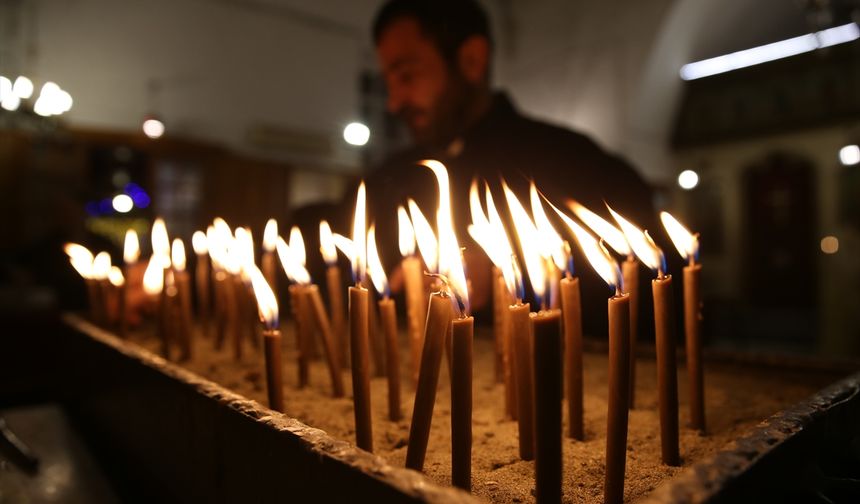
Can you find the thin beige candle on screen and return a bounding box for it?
[306,284,345,398]
[622,257,639,408]
[192,230,211,338]
[249,267,284,413]
[122,229,140,337]
[405,290,451,470]
[560,274,583,440]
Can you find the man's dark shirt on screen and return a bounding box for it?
[346,92,657,339]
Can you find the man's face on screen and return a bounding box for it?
[377,17,473,147]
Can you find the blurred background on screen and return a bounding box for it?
[1,0,859,358]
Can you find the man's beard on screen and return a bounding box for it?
[400,74,480,150]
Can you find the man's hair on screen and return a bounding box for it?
[372,0,493,63]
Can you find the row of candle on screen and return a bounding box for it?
[63,159,704,503]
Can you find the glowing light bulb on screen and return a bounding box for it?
[343,122,370,146]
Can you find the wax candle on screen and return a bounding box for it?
[662,211,705,432]
[606,291,631,504]
[367,225,401,421]
[405,290,451,470]
[569,200,640,409]
[92,252,112,327]
[407,199,439,383]
[143,256,168,358]
[306,285,345,397]
[397,206,426,386]
[348,183,374,452]
[172,239,194,361]
[121,229,140,337]
[192,230,211,338]
[611,206,680,466]
[466,181,518,419]
[320,220,347,368]
[451,312,473,491]
[560,275,583,440]
[288,284,311,387]
[532,308,562,503]
[249,267,284,413]
[510,300,533,460]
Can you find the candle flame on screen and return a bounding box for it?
[407,199,438,273]
[468,181,517,297]
[124,229,140,264]
[108,266,125,287]
[549,201,622,291]
[263,218,278,253]
[607,205,665,274]
[249,265,279,329]
[351,183,367,282]
[234,227,255,272]
[366,225,389,297]
[397,206,416,257]
[568,200,632,256]
[151,218,170,258]
[276,236,311,285]
[222,235,242,276]
[206,225,221,268]
[529,182,568,271]
[171,238,186,271]
[142,256,166,295]
[319,220,338,265]
[192,230,208,255]
[660,211,699,262]
[332,233,355,262]
[92,251,111,280]
[64,243,94,279]
[422,160,468,314]
[289,226,306,266]
[503,180,546,304]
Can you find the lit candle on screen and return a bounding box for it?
[64,243,97,321]
[407,198,439,384]
[448,263,473,491]
[277,236,311,388]
[121,229,140,337]
[367,225,401,422]
[570,200,639,409]
[661,211,705,432]
[192,229,210,338]
[172,238,193,361]
[347,183,373,452]
[279,230,344,398]
[151,218,171,347]
[546,202,588,441]
[143,254,169,358]
[610,206,680,467]
[397,206,426,386]
[567,220,629,504]
[249,266,284,413]
[467,182,518,420]
[210,218,235,351]
[108,266,125,326]
[503,181,542,462]
[320,220,347,368]
[92,251,112,327]
[262,218,279,300]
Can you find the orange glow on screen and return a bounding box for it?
[407,198,438,273]
[549,202,621,291]
[608,205,664,273]
[366,225,389,296]
[249,265,279,329]
[503,181,546,302]
[289,226,306,266]
[319,220,338,265]
[568,200,631,256]
[351,183,367,282]
[171,238,186,271]
[276,236,311,285]
[151,218,170,258]
[397,206,416,257]
[192,230,208,255]
[124,229,140,264]
[263,219,278,253]
[660,211,698,262]
[529,182,567,271]
[108,266,125,287]
[92,251,111,280]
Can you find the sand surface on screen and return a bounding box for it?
[127,321,834,503]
